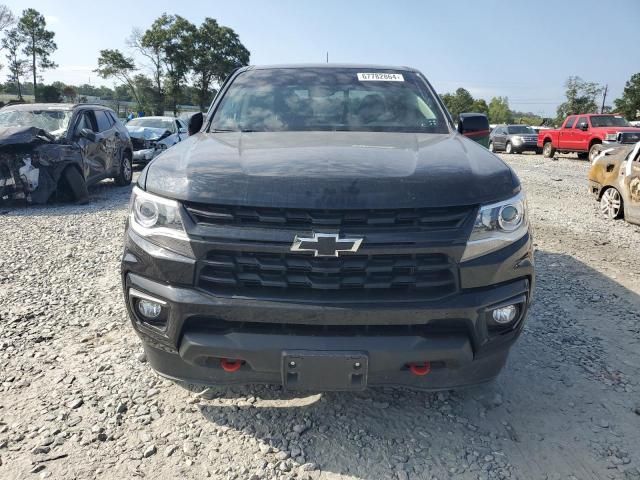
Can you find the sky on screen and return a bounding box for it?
[2,0,638,117]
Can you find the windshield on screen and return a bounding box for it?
[0,109,73,137]
[590,115,630,128]
[127,118,174,131]
[507,126,535,134]
[210,68,449,133]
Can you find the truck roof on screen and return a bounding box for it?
[242,63,417,72]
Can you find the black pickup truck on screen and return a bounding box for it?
[121,65,533,391]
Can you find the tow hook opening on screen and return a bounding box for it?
[408,362,431,376]
[220,358,244,372]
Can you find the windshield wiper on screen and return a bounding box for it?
[211,128,238,132]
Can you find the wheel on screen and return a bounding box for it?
[600,188,623,220]
[589,143,602,163]
[488,141,494,152]
[505,142,513,154]
[542,142,556,158]
[60,167,89,204]
[114,151,133,186]
[577,152,588,160]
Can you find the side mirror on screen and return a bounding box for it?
[458,113,490,147]
[79,128,96,142]
[188,112,203,135]
[579,123,589,131]
[179,127,188,134]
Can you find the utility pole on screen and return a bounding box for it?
[601,84,608,113]
[326,52,328,63]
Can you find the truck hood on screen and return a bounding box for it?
[595,127,640,134]
[143,131,518,209]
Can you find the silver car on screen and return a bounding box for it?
[126,116,188,164]
[489,124,540,154]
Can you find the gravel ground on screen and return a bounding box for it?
[1,152,640,480]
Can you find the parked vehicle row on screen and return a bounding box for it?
[538,114,640,162]
[0,103,133,204]
[0,105,195,204]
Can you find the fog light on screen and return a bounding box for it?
[137,299,162,319]
[492,305,518,324]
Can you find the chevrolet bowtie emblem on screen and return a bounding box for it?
[290,233,363,257]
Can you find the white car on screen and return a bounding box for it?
[126,116,188,164]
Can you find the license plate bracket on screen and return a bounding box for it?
[282,351,368,391]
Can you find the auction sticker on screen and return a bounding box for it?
[357,72,404,82]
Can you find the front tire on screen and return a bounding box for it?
[600,188,623,220]
[589,143,602,163]
[542,142,556,158]
[505,142,513,154]
[60,167,89,204]
[114,151,133,186]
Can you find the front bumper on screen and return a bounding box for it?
[121,228,534,391]
[512,141,539,151]
[132,149,156,163]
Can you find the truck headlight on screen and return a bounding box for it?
[462,191,528,261]
[512,136,524,144]
[129,186,192,256]
[604,133,618,141]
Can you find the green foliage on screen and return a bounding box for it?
[613,73,640,120]
[191,18,250,110]
[2,28,28,99]
[441,88,475,119]
[471,98,489,115]
[17,8,57,101]
[36,84,61,102]
[556,76,603,122]
[95,49,141,107]
[140,13,197,115]
[488,97,513,124]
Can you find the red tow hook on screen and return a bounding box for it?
[408,361,431,376]
[220,358,243,373]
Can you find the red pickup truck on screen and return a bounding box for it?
[538,114,640,162]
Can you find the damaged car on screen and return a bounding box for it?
[125,116,188,164]
[588,137,640,225]
[0,103,133,204]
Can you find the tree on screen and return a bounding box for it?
[37,83,61,102]
[441,88,475,119]
[140,14,196,115]
[0,4,15,32]
[17,8,57,101]
[128,27,164,115]
[191,18,250,111]
[488,97,513,124]
[556,76,603,122]
[471,98,489,116]
[62,85,77,102]
[95,49,142,107]
[2,28,28,100]
[613,73,640,120]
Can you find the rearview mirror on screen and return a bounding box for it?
[79,128,96,142]
[188,112,203,135]
[458,113,490,147]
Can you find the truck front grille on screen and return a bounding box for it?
[196,250,458,301]
[185,203,472,233]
